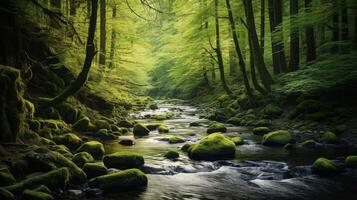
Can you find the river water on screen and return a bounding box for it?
[98,103,357,200]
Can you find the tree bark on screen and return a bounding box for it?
[214,0,232,95]
[305,0,317,62]
[99,0,106,68]
[243,0,274,91]
[260,0,265,54]
[249,39,268,95]
[289,0,299,71]
[226,0,252,97]
[354,9,357,51]
[109,5,117,69]
[40,0,98,107]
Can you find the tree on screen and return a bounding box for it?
[243,0,274,91]
[99,0,106,68]
[305,0,317,62]
[260,0,266,54]
[226,0,252,98]
[40,0,98,107]
[341,0,349,41]
[289,0,299,71]
[109,5,117,69]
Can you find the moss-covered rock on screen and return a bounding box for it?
[169,136,185,144]
[321,131,338,144]
[188,133,236,161]
[262,130,292,146]
[0,187,15,200]
[48,145,72,157]
[55,103,80,124]
[95,120,110,130]
[72,152,94,168]
[72,117,96,132]
[252,127,271,135]
[0,171,16,186]
[88,169,148,193]
[110,124,120,132]
[164,150,179,159]
[312,158,339,175]
[76,141,105,160]
[345,155,357,168]
[230,137,244,145]
[133,124,150,136]
[38,128,53,140]
[22,189,54,200]
[151,114,166,121]
[262,104,283,117]
[117,119,133,128]
[290,100,329,119]
[226,117,241,125]
[4,167,69,194]
[301,139,316,148]
[33,185,52,195]
[29,120,41,133]
[146,123,162,131]
[149,103,158,110]
[189,121,201,127]
[53,133,82,150]
[166,112,174,119]
[250,119,271,127]
[181,143,194,153]
[83,163,108,179]
[206,122,227,134]
[103,152,144,170]
[158,125,169,133]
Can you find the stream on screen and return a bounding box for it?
[98,102,357,200]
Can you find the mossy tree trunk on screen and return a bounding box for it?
[109,5,117,69]
[289,0,299,71]
[99,0,106,68]
[260,0,265,54]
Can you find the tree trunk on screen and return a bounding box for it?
[243,0,274,91]
[109,5,117,69]
[341,0,349,41]
[99,0,106,68]
[354,9,357,51]
[289,0,299,71]
[249,39,268,95]
[260,0,265,54]
[214,0,232,95]
[268,0,288,74]
[70,0,77,16]
[331,0,339,52]
[305,0,317,62]
[87,0,91,18]
[228,40,238,76]
[226,0,252,97]
[40,0,98,108]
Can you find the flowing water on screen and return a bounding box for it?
[98,102,357,200]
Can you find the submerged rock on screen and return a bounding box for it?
[169,136,185,144]
[206,122,227,134]
[158,125,170,133]
[164,150,179,160]
[301,139,317,148]
[76,141,105,160]
[312,158,341,175]
[262,130,292,146]
[189,121,201,127]
[133,124,150,136]
[103,152,144,170]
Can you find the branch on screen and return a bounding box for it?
[125,0,151,21]
[140,0,163,13]
[240,17,248,29]
[203,47,218,64]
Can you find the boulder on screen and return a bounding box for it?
[301,139,316,148]
[262,130,292,146]
[321,131,338,144]
[76,141,105,160]
[168,136,185,144]
[345,155,357,168]
[146,123,162,131]
[103,152,144,170]
[230,137,244,145]
[226,117,241,125]
[22,189,54,200]
[72,152,94,168]
[252,127,271,135]
[83,163,108,179]
[72,117,96,132]
[117,119,133,128]
[181,143,194,153]
[262,104,283,117]
[95,120,110,130]
[158,125,169,133]
[206,122,227,134]
[53,133,82,150]
[151,114,166,120]
[164,150,179,160]
[188,133,236,161]
[133,124,150,136]
[312,158,340,175]
[189,121,201,127]
[119,139,135,146]
[88,169,148,193]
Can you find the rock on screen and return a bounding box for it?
[206,122,227,134]
[321,131,338,144]
[88,169,148,193]
[164,150,179,159]
[0,171,16,186]
[262,104,283,117]
[0,187,14,200]
[83,163,108,179]
[119,139,135,146]
[109,124,120,132]
[301,139,316,148]
[72,152,94,168]
[68,189,83,199]
[48,145,72,158]
[133,124,150,136]
[312,158,340,175]
[250,119,271,127]
[345,155,357,168]
[95,120,110,129]
[33,185,52,195]
[290,100,329,119]
[262,130,292,146]
[53,133,82,150]
[72,117,96,132]
[189,121,201,127]
[103,152,144,170]
[188,133,236,161]
[84,188,103,197]
[4,167,69,194]
[181,143,194,153]
[169,136,185,144]
[117,119,133,128]
[252,127,271,135]
[149,103,158,110]
[230,137,244,145]
[151,114,166,120]
[55,103,79,124]
[38,128,53,140]
[283,143,296,150]
[226,117,241,125]
[76,141,105,160]
[158,125,169,133]
[22,189,54,200]
[166,112,174,119]
[146,123,162,131]
[94,129,113,140]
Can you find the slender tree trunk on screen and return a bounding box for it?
[289,0,299,71]
[226,0,252,97]
[305,0,317,62]
[87,0,91,18]
[70,0,77,15]
[249,39,268,95]
[40,0,98,108]
[228,42,238,76]
[109,5,117,69]
[203,65,210,86]
[331,0,339,53]
[243,0,274,91]
[99,0,106,68]
[260,0,265,54]
[354,9,357,51]
[211,59,216,83]
[214,0,232,95]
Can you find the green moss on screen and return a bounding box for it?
[76,141,105,160]
[164,150,179,159]
[0,171,16,186]
[55,103,79,124]
[262,104,283,117]
[345,155,357,168]
[38,128,53,140]
[262,130,292,146]
[83,163,108,179]
[117,119,134,128]
[88,169,148,192]
[33,185,52,195]
[206,122,227,134]
[169,136,185,144]
[0,187,15,200]
[48,145,71,156]
[133,124,150,136]
[230,137,244,145]
[53,133,82,150]
[29,120,41,133]
[312,158,339,175]
[23,99,35,119]
[146,123,162,131]
[289,100,328,119]
[72,152,94,168]
[188,133,236,161]
[301,139,316,148]
[166,112,174,119]
[149,103,159,110]
[181,143,194,152]
[72,117,96,132]
[151,114,166,120]
[103,152,144,170]
[252,127,271,135]
[158,125,170,133]
[226,117,241,125]
[4,167,69,194]
[321,131,338,144]
[95,120,110,129]
[110,124,120,132]
[251,119,271,127]
[22,189,54,200]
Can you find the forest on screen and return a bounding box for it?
[0,0,357,199]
